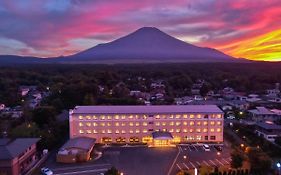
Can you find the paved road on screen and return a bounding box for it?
[51,164,111,175]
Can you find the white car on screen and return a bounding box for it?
[203,144,210,151]
[41,167,53,175]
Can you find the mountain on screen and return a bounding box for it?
[0,27,246,64]
[66,27,239,63]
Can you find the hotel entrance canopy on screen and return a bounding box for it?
[152,131,173,140]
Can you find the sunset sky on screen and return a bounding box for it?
[0,0,280,61]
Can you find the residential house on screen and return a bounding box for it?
[0,138,40,175]
[248,107,281,122]
[255,122,281,142]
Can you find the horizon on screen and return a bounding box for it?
[0,0,281,62]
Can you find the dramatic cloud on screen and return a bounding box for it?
[0,0,280,61]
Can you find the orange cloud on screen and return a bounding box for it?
[219,29,281,61]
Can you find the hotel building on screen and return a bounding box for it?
[69,105,224,146]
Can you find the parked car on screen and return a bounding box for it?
[41,167,53,175]
[203,144,210,151]
[214,145,222,152]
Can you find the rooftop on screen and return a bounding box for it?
[61,137,96,151]
[71,105,223,114]
[256,123,281,130]
[0,138,40,160]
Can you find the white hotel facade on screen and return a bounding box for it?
[69,105,224,146]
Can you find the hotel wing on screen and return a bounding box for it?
[69,105,224,147]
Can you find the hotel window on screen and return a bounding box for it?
[93,130,98,133]
[135,122,140,126]
[121,130,126,134]
[203,121,208,126]
[170,122,174,126]
[93,115,98,120]
[183,129,188,133]
[203,128,208,132]
[129,115,134,119]
[162,114,167,119]
[100,123,105,126]
[190,114,194,119]
[93,122,98,126]
[121,115,126,120]
[155,115,160,119]
[169,115,174,119]
[189,129,193,133]
[136,129,140,133]
[79,130,84,134]
[176,114,181,119]
[183,122,188,125]
[196,128,201,133]
[204,115,208,119]
[176,129,180,133]
[217,128,221,132]
[217,114,222,118]
[86,122,91,127]
[163,129,167,132]
[102,130,105,134]
[210,121,215,125]
[136,115,140,119]
[115,130,120,134]
[162,122,166,126]
[197,114,202,119]
[210,136,216,140]
[143,129,148,133]
[169,129,174,133]
[107,115,112,120]
[121,123,126,126]
[205,136,208,140]
[129,130,134,133]
[101,115,106,120]
[86,115,91,120]
[143,122,148,126]
[86,130,92,134]
[115,122,120,126]
[143,115,148,119]
[217,121,222,125]
[107,123,111,126]
[155,122,160,126]
[197,122,201,126]
[114,115,119,120]
[176,122,181,126]
[210,128,215,132]
[183,114,188,119]
[196,136,202,140]
[190,121,194,126]
[79,122,83,127]
[79,115,83,120]
[129,122,134,126]
[107,129,112,134]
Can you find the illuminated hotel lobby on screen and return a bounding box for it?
[69,105,224,146]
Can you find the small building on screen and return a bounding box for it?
[56,137,95,163]
[255,122,281,142]
[0,138,40,175]
[248,107,281,122]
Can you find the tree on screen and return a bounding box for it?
[32,106,57,128]
[274,136,281,146]
[231,152,243,169]
[9,122,40,138]
[104,167,120,175]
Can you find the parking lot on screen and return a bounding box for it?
[168,144,232,175]
[41,143,231,175]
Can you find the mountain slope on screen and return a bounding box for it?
[67,27,236,63]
